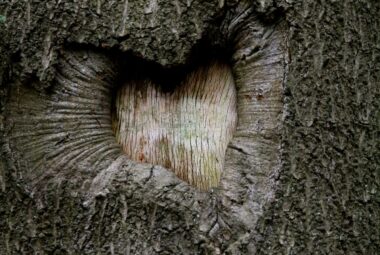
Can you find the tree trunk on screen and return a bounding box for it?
[0,1,379,254]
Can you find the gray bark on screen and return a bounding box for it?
[0,0,379,254]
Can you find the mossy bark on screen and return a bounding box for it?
[0,0,379,254]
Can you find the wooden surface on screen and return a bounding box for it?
[113,61,237,190]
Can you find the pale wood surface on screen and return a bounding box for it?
[113,61,237,190]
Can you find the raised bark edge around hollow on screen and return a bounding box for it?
[0,1,289,253]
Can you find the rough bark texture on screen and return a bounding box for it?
[256,1,380,254]
[0,0,379,254]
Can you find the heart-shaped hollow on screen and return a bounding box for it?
[112,60,237,190]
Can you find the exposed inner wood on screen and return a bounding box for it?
[112,61,237,190]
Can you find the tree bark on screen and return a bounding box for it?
[0,1,379,254]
